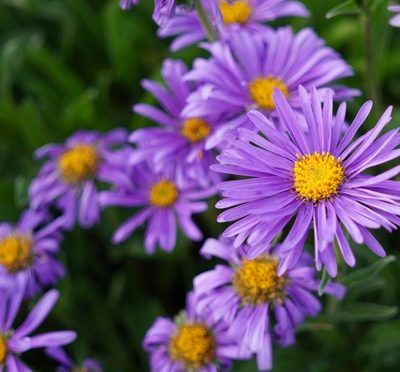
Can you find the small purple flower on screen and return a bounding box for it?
[0,277,77,371]
[194,237,345,370]
[131,59,222,186]
[143,293,249,371]
[213,87,400,277]
[29,129,128,230]
[99,152,215,253]
[46,347,102,372]
[120,0,138,11]
[120,0,176,26]
[0,209,65,298]
[183,27,358,145]
[159,0,309,51]
[389,5,400,27]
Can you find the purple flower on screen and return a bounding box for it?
[389,5,400,27]
[159,0,309,51]
[194,237,345,370]
[0,209,65,298]
[143,293,249,371]
[131,59,222,186]
[29,129,128,230]
[46,347,102,372]
[183,27,358,145]
[99,153,215,253]
[0,277,77,371]
[120,0,176,26]
[213,87,400,277]
[120,0,138,10]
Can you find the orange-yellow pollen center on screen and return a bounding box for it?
[219,0,252,25]
[249,77,289,110]
[0,335,6,364]
[149,180,178,207]
[0,235,32,273]
[233,256,285,305]
[169,323,216,369]
[294,152,345,203]
[59,144,99,184]
[182,118,211,143]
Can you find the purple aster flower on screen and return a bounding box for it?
[143,293,249,371]
[46,347,102,372]
[389,5,400,27]
[159,0,309,51]
[120,0,176,26]
[194,237,345,370]
[213,86,400,277]
[0,277,77,371]
[131,59,222,186]
[183,27,358,145]
[0,209,65,299]
[99,152,215,253]
[120,0,138,11]
[29,129,128,230]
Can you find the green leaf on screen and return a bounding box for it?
[335,303,398,322]
[326,0,361,19]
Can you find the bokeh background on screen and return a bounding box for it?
[1,0,400,371]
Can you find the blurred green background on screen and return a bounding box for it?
[1,0,400,371]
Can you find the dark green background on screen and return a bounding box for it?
[1,0,400,371]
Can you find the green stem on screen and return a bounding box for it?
[194,0,218,42]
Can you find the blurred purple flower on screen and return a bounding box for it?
[29,129,127,230]
[194,237,345,370]
[213,87,400,276]
[46,347,102,372]
[120,0,138,10]
[0,278,77,370]
[120,0,176,26]
[0,209,65,298]
[159,0,309,51]
[389,5,400,27]
[131,59,223,186]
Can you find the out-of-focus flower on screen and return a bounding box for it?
[46,347,102,372]
[29,129,127,230]
[194,237,345,370]
[99,152,215,253]
[0,209,64,298]
[213,87,400,276]
[131,59,222,186]
[120,0,138,11]
[159,0,309,51]
[120,0,176,26]
[0,278,77,370]
[389,5,400,27]
[183,27,358,145]
[143,293,250,371]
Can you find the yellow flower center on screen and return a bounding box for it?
[181,118,211,143]
[248,77,289,110]
[233,256,285,305]
[294,152,345,203]
[169,323,216,369]
[0,235,32,273]
[0,335,7,364]
[58,145,99,184]
[149,180,178,208]
[219,0,252,25]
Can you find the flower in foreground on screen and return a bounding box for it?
[46,347,102,372]
[389,5,400,27]
[99,153,215,253]
[159,0,309,51]
[143,293,249,371]
[0,278,76,370]
[0,209,65,298]
[184,27,357,141]
[194,237,345,370]
[29,129,127,230]
[213,87,400,276]
[131,59,222,186]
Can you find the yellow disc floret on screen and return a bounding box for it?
[149,180,178,208]
[0,235,32,273]
[294,152,345,203]
[0,335,6,365]
[169,323,216,369]
[233,256,285,305]
[248,77,289,110]
[219,0,252,25]
[58,144,99,184]
[182,118,211,143]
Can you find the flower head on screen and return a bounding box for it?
[194,237,345,370]
[46,347,102,372]
[213,87,400,276]
[389,5,400,27]
[30,129,127,230]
